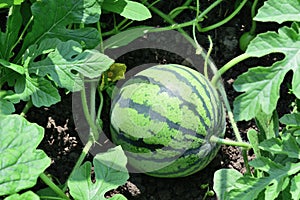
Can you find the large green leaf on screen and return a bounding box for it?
[0,5,22,60]
[0,114,51,196]
[18,0,101,59]
[4,191,40,200]
[26,38,114,91]
[68,146,129,200]
[102,0,151,21]
[228,157,300,200]
[254,0,300,24]
[233,23,300,121]
[259,134,300,159]
[5,76,61,107]
[280,113,300,127]
[213,169,243,200]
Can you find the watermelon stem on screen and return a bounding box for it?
[209,135,251,149]
[211,53,251,87]
[217,81,252,175]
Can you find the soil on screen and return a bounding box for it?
[1,1,295,200]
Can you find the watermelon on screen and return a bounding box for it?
[110,64,225,177]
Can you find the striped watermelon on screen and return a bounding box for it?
[110,64,225,177]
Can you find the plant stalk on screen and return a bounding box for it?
[20,99,33,117]
[198,0,248,32]
[249,0,258,35]
[103,0,222,38]
[211,53,250,87]
[96,88,104,121]
[210,135,251,149]
[97,21,104,53]
[217,81,252,174]
[90,81,97,124]
[80,80,99,142]
[13,15,34,63]
[168,0,194,19]
[144,1,194,45]
[40,173,70,200]
[149,0,223,33]
[204,35,213,78]
[62,139,93,192]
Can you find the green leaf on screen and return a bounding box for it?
[290,173,300,200]
[233,23,300,121]
[259,134,300,159]
[264,176,289,200]
[259,138,282,155]
[26,38,114,91]
[0,0,24,8]
[0,114,51,196]
[254,0,300,24]
[5,76,61,107]
[213,169,243,200]
[280,113,300,127]
[18,0,101,58]
[103,26,152,49]
[255,110,279,140]
[68,146,129,200]
[4,191,40,200]
[102,0,151,21]
[0,59,24,74]
[0,99,15,114]
[0,5,22,59]
[228,157,300,199]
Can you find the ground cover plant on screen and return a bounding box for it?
[0,0,300,199]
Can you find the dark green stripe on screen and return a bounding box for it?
[163,65,215,118]
[154,65,212,121]
[146,144,221,177]
[117,98,206,140]
[124,141,210,163]
[123,74,210,132]
[171,64,223,132]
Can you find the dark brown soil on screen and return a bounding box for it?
[3,0,295,199]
